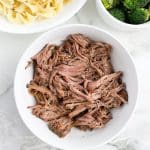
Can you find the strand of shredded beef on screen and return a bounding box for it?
[27,34,128,137]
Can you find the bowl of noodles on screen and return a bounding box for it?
[0,0,87,34]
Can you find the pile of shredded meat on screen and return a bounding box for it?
[27,34,128,137]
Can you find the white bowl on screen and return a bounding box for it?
[14,24,138,150]
[96,0,150,31]
[0,0,86,34]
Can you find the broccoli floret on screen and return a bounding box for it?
[109,8,126,21]
[124,0,150,10]
[102,0,120,9]
[128,8,150,24]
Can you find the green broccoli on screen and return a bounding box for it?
[124,0,150,10]
[109,8,126,21]
[128,8,150,24]
[102,0,120,9]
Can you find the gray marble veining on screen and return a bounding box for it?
[0,0,150,150]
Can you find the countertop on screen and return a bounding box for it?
[0,0,150,150]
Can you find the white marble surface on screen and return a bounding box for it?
[0,0,150,150]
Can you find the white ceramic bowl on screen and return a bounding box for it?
[96,0,150,31]
[14,24,138,150]
[0,0,86,34]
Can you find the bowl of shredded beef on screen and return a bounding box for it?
[14,24,138,150]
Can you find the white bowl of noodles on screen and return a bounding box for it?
[0,0,87,34]
[14,24,139,150]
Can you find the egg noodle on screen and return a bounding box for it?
[0,0,70,24]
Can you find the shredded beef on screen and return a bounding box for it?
[27,34,128,137]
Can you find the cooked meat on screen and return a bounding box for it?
[27,82,57,103]
[74,113,101,130]
[69,105,87,118]
[29,104,64,122]
[48,116,73,137]
[68,34,91,48]
[27,34,128,137]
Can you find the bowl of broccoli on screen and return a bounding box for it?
[96,0,150,30]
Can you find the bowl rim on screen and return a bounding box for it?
[14,24,139,150]
[96,0,150,29]
[0,0,87,34]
